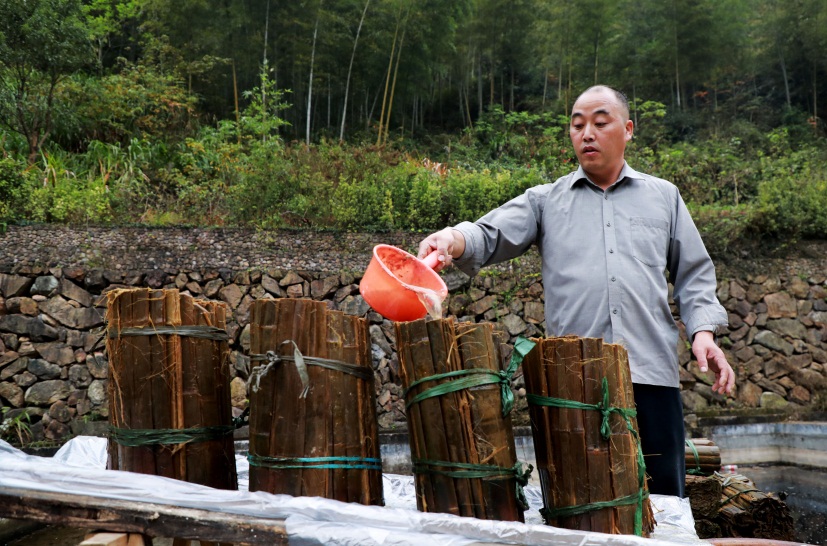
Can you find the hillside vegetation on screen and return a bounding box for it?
[0,0,825,253]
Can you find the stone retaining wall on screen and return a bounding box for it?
[0,225,825,445]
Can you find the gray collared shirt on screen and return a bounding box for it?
[453,163,728,388]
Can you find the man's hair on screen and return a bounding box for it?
[576,85,630,120]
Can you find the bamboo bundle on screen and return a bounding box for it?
[715,473,795,541]
[247,298,382,505]
[522,336,654,536]
[395,318,531,521]
[105,288,237,491]
[685,438,721,476]
[685,473,723,520]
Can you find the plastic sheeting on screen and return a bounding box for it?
[0,437,704,545]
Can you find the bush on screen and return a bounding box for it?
[0,157,32,223]
[755,146,827,238]
[687,203,758,255]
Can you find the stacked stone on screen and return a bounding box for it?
[0,270,108,442]
[680,273,827,413]
[2,257,827,445]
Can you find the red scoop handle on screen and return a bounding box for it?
[422,250,441,270]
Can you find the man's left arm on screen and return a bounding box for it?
[668,191,735,395]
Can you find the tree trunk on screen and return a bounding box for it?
[477,53,483,117]
[384,19,407,145]
[261,0,270,128]
[306,1,323,145]
[779,52,791,109]
[339,0,370,142]
[376,19,400,146]
[673,0,681,110]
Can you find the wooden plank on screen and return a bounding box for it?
[0,488,287,545]
[80,532,128,546]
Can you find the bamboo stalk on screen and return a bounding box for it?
[428,319,474,517]
[396,319,434,512]
[457,322,521,522]
[582,337,611,532]
[715,473,794,541]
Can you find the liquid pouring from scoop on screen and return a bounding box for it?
[359,245,448,322]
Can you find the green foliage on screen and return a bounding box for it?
[27,149,113,223]
[0,157,32,222]
[686,203,757,255]
[58,65,197,146]
[0,0,92,161]
[755,146,827,239]
[1,407,32,446]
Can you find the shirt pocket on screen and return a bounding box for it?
[630,216,669,268]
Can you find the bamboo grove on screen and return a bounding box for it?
[2,0,826,148]
[1,0,826,238]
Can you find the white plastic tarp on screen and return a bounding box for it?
[0,437,703,545]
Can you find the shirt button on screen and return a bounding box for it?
[609,249,614,254]
[611,276,616,282]
[613,309,618,314]
[604,194,608,200]
[606,222,611,227]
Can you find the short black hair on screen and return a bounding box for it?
[575,85,630,120]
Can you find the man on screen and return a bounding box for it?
[418,85,735,497]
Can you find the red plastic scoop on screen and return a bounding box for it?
[359,245,448,322]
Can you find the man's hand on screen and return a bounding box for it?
[692,331,735,395]
[417,228,465,272]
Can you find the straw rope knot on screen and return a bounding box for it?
[249,340,310,397]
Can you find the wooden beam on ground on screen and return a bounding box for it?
[82,532,150,546]
[80,532,128,545]
[0,488,287,545]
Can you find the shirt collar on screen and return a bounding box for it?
[569,162,641,190]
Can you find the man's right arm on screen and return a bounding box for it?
[417,184,548,275]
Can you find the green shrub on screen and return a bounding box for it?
[29,177,112,224]
[0,157,32,222]
[687,203,758,255]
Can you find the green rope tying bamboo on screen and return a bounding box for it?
[686,438,705,476]
[402,336,536,416]
[108,325,230,341]
[526,377,649,536]
[413,458,534,510]
[247,454,382,471]
[249,340,373,398]
[110,425,234,447]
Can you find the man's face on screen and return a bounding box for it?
[569,89,634,188]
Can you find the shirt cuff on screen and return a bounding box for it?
[451,222,484,276]
[684,303,728,340]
